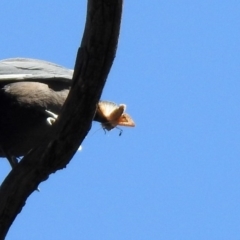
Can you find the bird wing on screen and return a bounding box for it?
[0,58,73,83]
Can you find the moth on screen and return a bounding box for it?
[95,101,135,135]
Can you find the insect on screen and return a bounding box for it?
[95,101,135,135]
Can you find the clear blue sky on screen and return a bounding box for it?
[1,1,240,239]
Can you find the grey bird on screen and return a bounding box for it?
[0,58,97,167]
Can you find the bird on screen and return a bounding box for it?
[0,58,135,167]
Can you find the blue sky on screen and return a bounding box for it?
[1,1,240,239]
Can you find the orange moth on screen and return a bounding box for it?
[95,101,135,134]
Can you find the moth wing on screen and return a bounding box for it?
[117,113,135,127]
[98,101,118,118]
[108,104,125,121]
[98,101,126,121]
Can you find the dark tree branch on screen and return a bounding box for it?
[0,0,123,238]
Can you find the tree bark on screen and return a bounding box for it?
[0,0,123,238]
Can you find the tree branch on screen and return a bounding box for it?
[0,0,123,238]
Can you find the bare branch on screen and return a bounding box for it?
[0,0,123,238]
